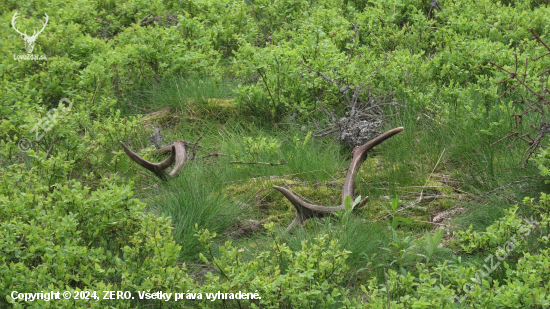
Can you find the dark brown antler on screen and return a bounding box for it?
[119,140,187,180]
[274,127,404,232]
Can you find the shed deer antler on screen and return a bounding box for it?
[11,11,49,54]
[119,140,187,180]
[274,127,403,232]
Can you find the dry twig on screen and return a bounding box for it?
[490,28,550,162]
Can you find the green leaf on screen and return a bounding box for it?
[344,195,352,213]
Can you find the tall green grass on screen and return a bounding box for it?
[136,119,352,260]
[147,161,241,261]
[121,74,236,114]
[219,123,346,182]
[354,87,546,228]
[279,218,388,271]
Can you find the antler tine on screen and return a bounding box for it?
[274,127,404,232]
[120,141,175,180]
[342,126,404,204]
[11,11,26,37]
[31,14,49,38]
[273,186,349,232]
[120,141,188,180]
[168,141,187,178]
[36,14,48,37]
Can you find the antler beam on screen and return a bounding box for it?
[274,127,404,232]
[119,140,187,180]
[32,14,49,39]
[11,12,26,37]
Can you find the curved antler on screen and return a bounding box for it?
[11,12,26,37]
[120,140,187,180]
[274,127,404,232]
[29,14,49,39]
[11,12,49,54]
[11,12,49,38]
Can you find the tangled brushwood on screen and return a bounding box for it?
[298,24,402,148]
[490,28,550,162]
[302,60,402,148]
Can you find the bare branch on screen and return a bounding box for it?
[190,136,203,160]
[490,29,550,162]
[298,62,341,88]
[200,152,227,160]
[230,159,287,166]
[530,28,550,53]
[299,44,395,147]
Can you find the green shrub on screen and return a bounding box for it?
[0,159,193,308]
[194,226,361,308]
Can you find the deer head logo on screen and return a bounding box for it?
[11,12,49,54]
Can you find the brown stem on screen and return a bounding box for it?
[230,159,287,166]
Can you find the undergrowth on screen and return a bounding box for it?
[3,0,550,307]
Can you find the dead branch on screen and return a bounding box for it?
[298,52,402,147]
[230,159,288,166]
[190,136,203,160]
[490,28,550,163]
[201,152,227,160]
[140,13,161,26]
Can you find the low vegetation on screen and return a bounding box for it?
[1,0,550,308]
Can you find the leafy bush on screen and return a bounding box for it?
[363,207,550,308]
[454,206,533,254]
[362,247,550,308]
[454,195,550,254]
[195,226,361,308]
[0,158,192,308]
